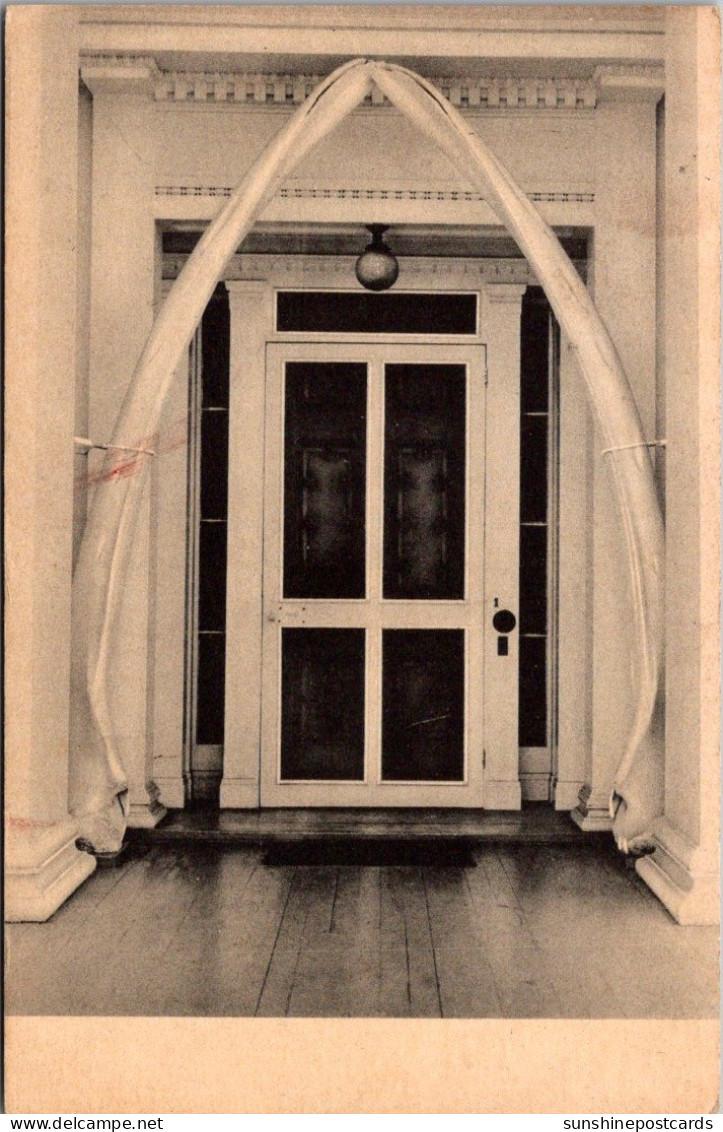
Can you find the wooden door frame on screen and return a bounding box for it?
[208,260,531,808]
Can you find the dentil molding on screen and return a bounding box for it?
[81,54,606,110]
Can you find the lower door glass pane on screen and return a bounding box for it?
[382,629,464,782]
[281,628,365,781]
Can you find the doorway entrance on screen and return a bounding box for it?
[259,340,515,806]
[185,271,538,811]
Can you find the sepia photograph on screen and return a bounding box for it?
[4,1,720,1114]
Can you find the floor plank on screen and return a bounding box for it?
[257,867,336,1016]
[327,868,386,1017]
[480,846,633,1017]
[283,868,353,1017]
[464,855,562,1018]
[138,854,294,1016]
[423,866,501,1017]
[382,867,441,1017]
[6,848,155,1015]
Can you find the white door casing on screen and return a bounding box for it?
[221,281,524,809]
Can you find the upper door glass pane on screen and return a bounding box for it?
[283,362,367,599]
[384,363,466,600]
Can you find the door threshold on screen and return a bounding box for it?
[126,806,609,848]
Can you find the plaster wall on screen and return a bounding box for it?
[82,78,166,828]
[73,84,94,571]
[153,104,597,199]
[574,93,659,830]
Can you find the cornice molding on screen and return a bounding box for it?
[80,54,602,110]
[81,55,161,97]
[594,63,665,103]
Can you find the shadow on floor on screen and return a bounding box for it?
[262,837,479,867]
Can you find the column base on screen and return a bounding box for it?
[520,773,551,802]
[483,779,522,810]
[219,778,259,809]
[126,781,167,829]
[153,774,185,810]
[5,818,96,922]
[554,778,585,810]
[571,784,614,831]
[571,807,613,832]
[635,817,719,925]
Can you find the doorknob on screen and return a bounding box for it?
[492,609,516,634]
[267,610,278,623]
[492,608,516,657]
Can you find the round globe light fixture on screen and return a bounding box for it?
[354,225,399,292]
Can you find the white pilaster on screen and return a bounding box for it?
[220,281,273,808]
[81,60,166,830]
[554,334,591,811]
[573,75,660,832]
[149,280,190,812]
[636,9,720,923]
[482,284,526,810]
[5,8,96,919]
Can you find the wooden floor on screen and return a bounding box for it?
[5,841,718,1018]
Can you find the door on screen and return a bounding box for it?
[261,341,496,806]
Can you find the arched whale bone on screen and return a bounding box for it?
[69,59,375,850]
[369,63,664,854]
[70,58,664,856]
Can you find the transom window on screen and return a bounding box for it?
[276,291,478,335]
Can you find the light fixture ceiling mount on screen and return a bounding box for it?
[354,224,399,292]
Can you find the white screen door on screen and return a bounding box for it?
[258,339,520,807]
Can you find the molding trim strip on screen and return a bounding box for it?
[160,255,588,287]
[155,185,596,204]
[162,254,546,283]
